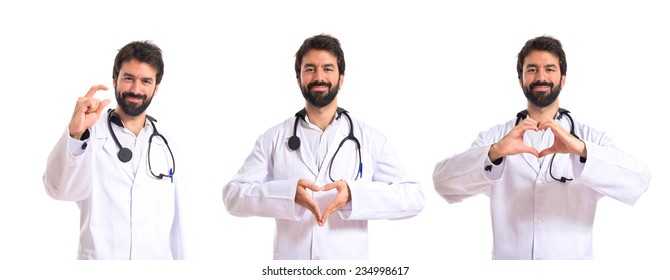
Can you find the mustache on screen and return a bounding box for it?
[121,92,147,100]
[307,81,332,90]
[529,81,554,90]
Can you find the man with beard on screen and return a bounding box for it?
[223,34,424,260]
[43,41,185,259]
[432,36,650,259]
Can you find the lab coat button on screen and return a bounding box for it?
[535,218,542,225]
[312,256,320,260]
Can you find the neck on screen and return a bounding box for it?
[115,107,146,136]
[527,101,559,121]
[305,101,338,131]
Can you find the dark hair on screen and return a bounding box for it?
[112,41,164,84]
[516,35,566,79]
[294,34,345,79]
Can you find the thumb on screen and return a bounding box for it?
[538,147,556,158]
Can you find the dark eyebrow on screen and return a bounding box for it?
[122,72,154,82]
[303,63,335,69]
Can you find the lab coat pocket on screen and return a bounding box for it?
[565,185,598,210]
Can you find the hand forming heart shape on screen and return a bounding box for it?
[294,179,351,227]
[489,117,586,161]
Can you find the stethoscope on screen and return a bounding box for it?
[288,107,362,182]
[107,109,175,181]
[515,108,579,183]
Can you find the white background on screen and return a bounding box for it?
[1,0,667,279]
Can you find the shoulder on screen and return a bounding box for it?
[572,118,610,144]
[349,116,386,139]
[259,117,294,138]
[478,119,515,139]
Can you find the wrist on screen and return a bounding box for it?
[488,144,503,162]
[69,129,90,141]
[69,132,83,140]
[579,140,587,158]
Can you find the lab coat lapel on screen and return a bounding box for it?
[284,117,318,177]
[97,115,135,180]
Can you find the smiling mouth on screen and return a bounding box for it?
[123,94,146,103]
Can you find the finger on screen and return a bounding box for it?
[298,179,321,192]
[521,147,540,158]
[78,98,101,114]
[521,117,538,127]
[537,119,559,131]
[322,181,351,202]
[320,204,336,227]
[295,191,322,222]
[76,97,92,113]
[518,123,539,133]
[307,201,323,224]
[320,181,343,192]
[85,85,109,98]
[95,99,112,116]
[321,193,348,227]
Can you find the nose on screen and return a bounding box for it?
[131,80,141,93]
[534,70,547,83]
[313,69,325,81]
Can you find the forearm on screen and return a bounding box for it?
[577,141,650,205]
[43,129,92,201]
[223,178,303,220]
[342,180,424,220]
[433,146,499,203]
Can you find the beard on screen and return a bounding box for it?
[115,89,153,116]
[522,79,562,108]
[300,79,340,108]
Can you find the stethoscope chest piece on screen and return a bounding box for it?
[288,135,301,150]
[118,147,133,163]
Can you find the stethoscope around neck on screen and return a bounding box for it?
[107,109,175,180]
[288,107,362,182]
[515,107,579,183]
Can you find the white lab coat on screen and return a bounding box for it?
[223,114,424,260]
[433,114,650,260]
[43,110,185,260]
